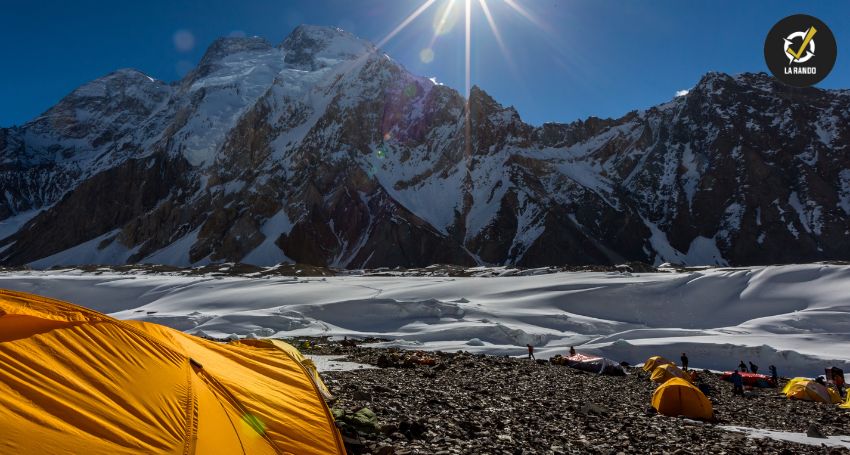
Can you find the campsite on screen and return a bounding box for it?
[313,340,850,454]
[3,290,847,454]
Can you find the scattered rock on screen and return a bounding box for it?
[806,423,827,439]
[315,343,847,454]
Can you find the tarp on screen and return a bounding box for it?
[782,377,841,404]
[651,363,691,384]
[652,377,713,420]
[642,355,674,373]
[720,371,776,388]
[552,353,625,376]
[0,289,345,455]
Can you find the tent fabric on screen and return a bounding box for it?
[0,289,345,455]
[551,353,626,376]
[642,355,674,372]
[650,363,690,384]
[782,377,840,404]
[652,378,713,420]
[841,392,850,409]
[237,338,334,401]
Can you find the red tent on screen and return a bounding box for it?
[721,371,776,388]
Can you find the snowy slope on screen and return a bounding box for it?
[1,263,848,377]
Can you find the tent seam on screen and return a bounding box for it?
[195,368,283,454]
[271,342,346,455]
[183,360,198,455]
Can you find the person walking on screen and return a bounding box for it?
[769,365,778,386]
[681,352,689,371]
[749,361,758,374]
[526,344,535,360]
[569,346,576,357]
[731,369,744,395]
[738,360,748,372]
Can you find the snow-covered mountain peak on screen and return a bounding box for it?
[2,30,849,273]
[279,24,375,70]
[61,68,163,100]
[198,36,274,65]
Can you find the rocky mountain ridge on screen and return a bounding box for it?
[1,25,849,268]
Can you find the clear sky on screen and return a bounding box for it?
[1,0,848,127]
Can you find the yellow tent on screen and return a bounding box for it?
[782,377,841,404]
[651,363,691,384]
[652,377,713,420]
[841,391,850,409]
[0,289,345,455]
[642,355,674,373]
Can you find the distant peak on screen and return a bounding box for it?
[200,36,273,64]
[279,24,375,70]
[67,68,160,99]
[281,24,359,43]
[693,71,776,93]
[106,68,157,82]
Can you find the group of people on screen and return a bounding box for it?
[737,360,761,374]
[728,362,779,395]
[527,344,577,360]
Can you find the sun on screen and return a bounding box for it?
[375,0,548,97]
[369,0,549,159]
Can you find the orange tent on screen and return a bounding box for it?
[782,377,842,404]
[642,355,674,373]
[0,289,344,455]
[650,363,691,384]
[652,377,713,420]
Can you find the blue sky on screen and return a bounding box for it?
[1,0,848,126]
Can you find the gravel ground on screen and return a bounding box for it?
[302,343,850,455]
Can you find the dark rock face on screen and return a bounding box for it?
[1,153,191,264]
[1,27,849,268]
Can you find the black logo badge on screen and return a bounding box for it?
[764,14,837,87]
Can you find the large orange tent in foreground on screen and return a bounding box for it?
[0,289,345,455]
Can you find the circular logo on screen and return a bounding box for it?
[764,14,837,87]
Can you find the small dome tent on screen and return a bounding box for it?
[652,378,713,420]
[0,289,344,455]
[642,355,674,373]
[782,377,841,404]
[650,363,690,384]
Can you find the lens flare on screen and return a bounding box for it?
[173,30,195,53]
[242,413,266,435]
[432,0,459,36]
[464,0,471,98]
[403,84,418,97]
[477,0,510,65]
[464,0,472,160]
[504,0,552,34]
[376,0,438,48]
[420,47,435,63]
